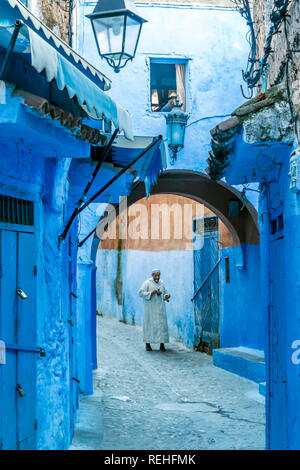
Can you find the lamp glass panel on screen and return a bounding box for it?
[167,122,172,144]
[124,16,141,57]
[170,122,184,147]
[92,15,125,56]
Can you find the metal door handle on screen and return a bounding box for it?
[16,383,25,397]
[6,343,44,355]
[16,288,28,300]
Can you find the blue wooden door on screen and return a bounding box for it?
[193,217,220,351]
[0,230,18,449]
[269,236,287,448]
[0,229,37,449]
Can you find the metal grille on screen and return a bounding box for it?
[204,216,219,233]
[193,227,220,349]
[0,195,34,226]
[193,216,218,234]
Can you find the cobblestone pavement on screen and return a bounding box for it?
[70,316,266,450]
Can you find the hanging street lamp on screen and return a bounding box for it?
[87,0,147,73]
[165,100,189,164]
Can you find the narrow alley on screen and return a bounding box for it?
[2,0,300,452]
[70,316,265,450]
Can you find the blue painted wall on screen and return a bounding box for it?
[219,244,264,350]
[262,148,300,449]
[0,86,82,449]
[75,204,102,395]
[215,99,300,446]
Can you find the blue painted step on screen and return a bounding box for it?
[213,346,265,383]
[259,382,266,397]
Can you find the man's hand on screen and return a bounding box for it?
[164,294,171,302]
[150,290,158,299]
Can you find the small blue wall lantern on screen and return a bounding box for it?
[165,100,189,164]
[87,0,147,73]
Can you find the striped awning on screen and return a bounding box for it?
[0,0,133,140]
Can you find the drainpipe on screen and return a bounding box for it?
[0,20,24,81]
[68,0,75,47]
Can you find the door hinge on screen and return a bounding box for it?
[34,265,37,276]
[34,419,38,431]
[0,263,2,279]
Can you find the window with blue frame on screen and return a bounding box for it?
[150,61,186,113]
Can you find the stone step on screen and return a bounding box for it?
[213,346,265,384]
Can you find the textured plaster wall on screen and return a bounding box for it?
[76,204,102,395]
[0,87,81,448]
[0,148,74,448]
[36,158,81,450]
[95,249,124,321]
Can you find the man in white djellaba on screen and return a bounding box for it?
[139,269,171,351]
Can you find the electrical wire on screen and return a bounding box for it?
[282,15,297,122]
[232,0,294,96]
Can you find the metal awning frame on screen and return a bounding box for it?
[59,129,119,243]
[75,136,163,247]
